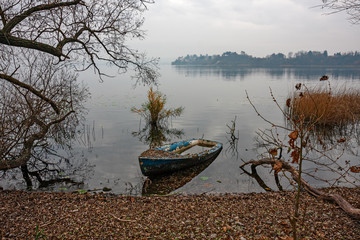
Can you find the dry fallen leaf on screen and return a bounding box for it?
[203,183,213,188]
[288,130,298,140]
[269,148,278,158]
[350,166,360,173]
[291,150,300,164]
[279,236,294,240]
[273,161,283,173]
[222,225,231,232]
[1,184,360,239]
[286,98,291,107]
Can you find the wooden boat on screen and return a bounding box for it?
[139,138,222,176]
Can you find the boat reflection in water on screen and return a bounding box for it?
[141,140,222,195]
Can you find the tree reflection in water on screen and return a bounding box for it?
[0,107,94,191]
[0,122,94,191]
[173,65,360,82]
[1,141,94,192]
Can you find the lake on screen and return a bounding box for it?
[2,65,360,195]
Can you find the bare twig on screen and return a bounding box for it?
[110,213,136,222]
[246,90,292,131]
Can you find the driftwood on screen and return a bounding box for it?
[240,158,360,219]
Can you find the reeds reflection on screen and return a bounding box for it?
[225,116,240,159]
[132,123,184,148]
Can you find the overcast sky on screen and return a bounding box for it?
[131,0,360,63]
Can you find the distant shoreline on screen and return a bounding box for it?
[172,50,360,68]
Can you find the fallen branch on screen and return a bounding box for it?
[110,213,136,222]
[40,216,67,228]
[240,158,360,219]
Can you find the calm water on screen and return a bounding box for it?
[2,65,360,195]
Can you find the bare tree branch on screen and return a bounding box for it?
[240,158,360,219]
[2,0,82,33]
[0,73,60,114]
[0,0,158,82]
[0,32,67,58]
[319,0,360,24]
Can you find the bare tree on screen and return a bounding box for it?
[320,0,360,24]
[0,0,157,112]
[0,48,89,170]
[0,0,157,171]
[0,0,158,81]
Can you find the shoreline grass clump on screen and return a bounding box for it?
[289,84,360,127]
[131,87,184,126]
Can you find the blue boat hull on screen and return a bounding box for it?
[139,139,222,176]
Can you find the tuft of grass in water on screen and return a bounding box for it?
[131,87,184,126]
[289,85,360,127]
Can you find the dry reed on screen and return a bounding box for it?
[131,87,184,126]
[290,85,360,127]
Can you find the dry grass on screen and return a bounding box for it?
[290,85,360,127]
